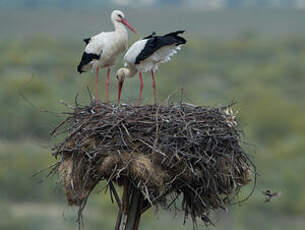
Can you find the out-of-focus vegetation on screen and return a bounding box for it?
[1,6,305,230]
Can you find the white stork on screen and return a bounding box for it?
[77,10,136,103]
[116,30,187,105]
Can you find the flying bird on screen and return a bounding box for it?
[77,10,136,103]
[262,190,281,202]
[116,30,187,105]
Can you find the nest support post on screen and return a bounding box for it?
[124,187,143,230]
[114,180,145,230]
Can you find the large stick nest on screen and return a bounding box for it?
[52,101,255,225]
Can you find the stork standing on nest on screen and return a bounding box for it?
[77,10,136,103]
[116,30,187,105]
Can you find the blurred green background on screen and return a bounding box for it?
[1,1,305,230]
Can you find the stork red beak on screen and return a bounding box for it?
[118,80,124,104]
[121,18,137,34]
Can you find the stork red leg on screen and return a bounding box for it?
[138,72,144,105]
[106,67,111,104]
[95,67,99,101]
[151,70,157,105]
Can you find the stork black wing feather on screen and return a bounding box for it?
[143,32,156,39]
[83,38,91,45]
[135,30,187,64]
[164,30,187,46]
[77,52,100,73]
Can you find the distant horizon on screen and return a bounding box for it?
[1,7,305,40]
[1,0,305,9]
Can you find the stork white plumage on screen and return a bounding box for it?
[77,10,136,103]
[116,31,187,105]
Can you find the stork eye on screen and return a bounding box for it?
[118,14,123,18]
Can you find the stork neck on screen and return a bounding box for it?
[125,66,137,78]
[113,20,128,34]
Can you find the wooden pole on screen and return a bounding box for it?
[124,188,142,230]
[113,179,148,230]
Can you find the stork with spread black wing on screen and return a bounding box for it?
[116,30,187,105]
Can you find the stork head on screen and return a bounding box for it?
[111,10,137,34]
[116,68,129,104]
[116,68,128,86]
